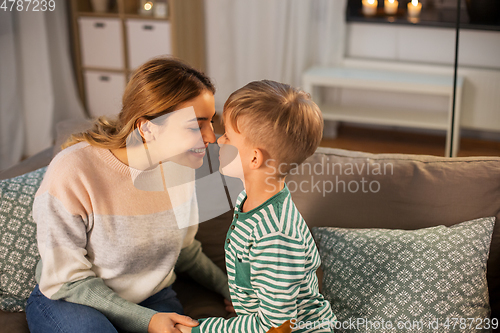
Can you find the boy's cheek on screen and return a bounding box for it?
[220,156,244,179]
[219,145,239,166]
[219,147,244,180]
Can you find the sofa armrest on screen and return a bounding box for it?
[0,147,53,180]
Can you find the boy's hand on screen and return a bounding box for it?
[175,324,193,333]
[224,298,235,313]
[266,320,292,333]
[148,313,198,333]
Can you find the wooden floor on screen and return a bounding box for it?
[213,117,500,157]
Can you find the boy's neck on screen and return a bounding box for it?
[241,172,285,213]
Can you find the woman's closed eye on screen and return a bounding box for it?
[190,120,214,131]
[188,122,205,131]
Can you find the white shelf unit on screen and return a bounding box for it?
[125,18,172,70]
[303,67,464,157]
[70,0,206,118]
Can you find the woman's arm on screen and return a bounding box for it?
[49,275,198,333]
[175,239,231,300]
[34,191,161,332]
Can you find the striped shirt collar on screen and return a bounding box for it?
[234,183,290,217]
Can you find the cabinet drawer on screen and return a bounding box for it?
[347,23,500,69]
[397,26,455,65]
[79,18,124,69]
[84,71,125,117]
[126,19,172,70]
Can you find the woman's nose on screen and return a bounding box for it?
[202,127,216,145]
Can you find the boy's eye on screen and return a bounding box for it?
[210,120,215,124]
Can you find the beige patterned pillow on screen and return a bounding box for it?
[0,167,46,312]
[313,218,496,333]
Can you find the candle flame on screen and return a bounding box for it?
[389,0,394,3]
[368,0,375,4]
[411,0,418,6]
[144,1,153,10]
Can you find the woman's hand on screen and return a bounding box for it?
[175,324,193,333]
[148,313,199,333]
[224,298,235,313]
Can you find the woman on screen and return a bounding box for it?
[26,58,230,333]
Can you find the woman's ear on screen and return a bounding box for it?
[136,117,155,142]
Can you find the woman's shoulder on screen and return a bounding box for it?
[51,142,93,166]
[38,142,103,193]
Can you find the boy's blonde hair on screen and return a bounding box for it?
[223,80,323,176]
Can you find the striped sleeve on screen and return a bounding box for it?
[194,232,306,333]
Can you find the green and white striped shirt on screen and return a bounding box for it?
[193,184,335,333]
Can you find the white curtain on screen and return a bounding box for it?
[204,0,347,111]
[0,0,86,171]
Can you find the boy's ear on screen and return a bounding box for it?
[249,148,266,170]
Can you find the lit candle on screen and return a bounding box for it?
[139,0,154,16]
[407,0,422,17]
[362,0,378,16]
[385,0,399,15]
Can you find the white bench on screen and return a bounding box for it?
[303,67,464,157]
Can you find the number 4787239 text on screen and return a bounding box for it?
[1,0,55,11]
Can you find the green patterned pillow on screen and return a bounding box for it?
[0,167,47,312]
[313,218,495,333]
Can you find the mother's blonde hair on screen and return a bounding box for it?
[62,58,215,150]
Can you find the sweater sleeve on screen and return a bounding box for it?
[175,239,230,300]
[51,276,157,332]
[34,192,157,333]
[192,232,306,333]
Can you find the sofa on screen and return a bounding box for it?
[1,130,499,333]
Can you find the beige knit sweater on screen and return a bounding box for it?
[33,142,229,332]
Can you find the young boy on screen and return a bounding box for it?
[178,80,335,333]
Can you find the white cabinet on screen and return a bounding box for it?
[126,19,172,70]
[84,71,125,117]
[78,17,173,117]
[345,23,500,133]
[396,26,455,65]
[347,24,398,60]
[79,17,124,69]
[459,30,500,69]
[71,0,206,119]
[78,16,126,117]
[346,23,500,69]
